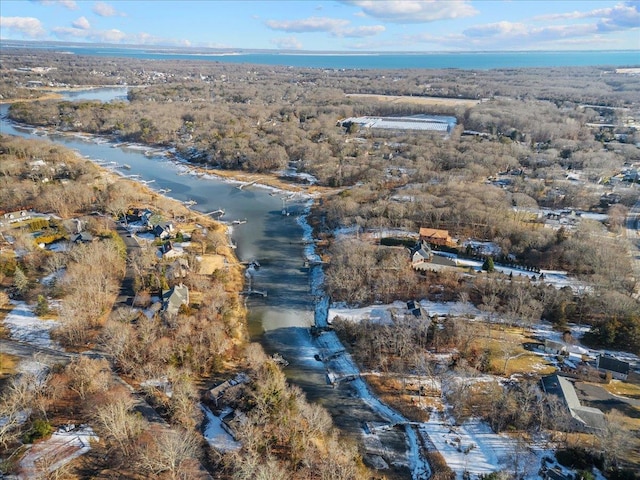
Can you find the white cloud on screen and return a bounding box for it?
[531,2,639,34]
[266,16,349,33]
[72,16,90,30]
[534,1,639,27]
[266,15,385,39]
[0,16,46,38]
[271,36,303,50]
[406,20,602,50]
[343,0,478,23]
[404,2,639,51]
[597,2,640,31]
[33,0,77,9]
[338,25,386,37]
[52,25,192,47]
[92,2,125,17]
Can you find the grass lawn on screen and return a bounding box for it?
[0,352,18,377]
[470,325,556,376]
[603,379,640,400]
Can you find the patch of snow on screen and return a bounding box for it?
[16,360,50,382]
[19,425,97,477]
[328,300,484,324]
[40,268,66,286]
[46,241,70,252]
[422,412,541,479]
[333,225,360,238]
[201,405,241,452]
[3,301,60,349]
[140,377,173,398]
[136,231,156,241]
[462,240,501,257]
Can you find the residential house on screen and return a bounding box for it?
[419,227,454,247]
[544,339,568,356]
[167,258,190,279]
[410,241,433,268]
[3,210,32,225]
[160,241,185,259]
[140,208,154,226]
[162,283,189,317]
[207,373,249,406]
[153,222,174,240]
[541,374,605,433]
[71,232,94,244]
[597,355,630,380]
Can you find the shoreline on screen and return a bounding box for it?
[2,97,431,476]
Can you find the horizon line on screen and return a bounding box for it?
[1,39,639,55]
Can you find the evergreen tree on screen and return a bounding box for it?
[482,256,495,273]
[13,266,29,296]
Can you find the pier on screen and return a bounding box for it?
[236,180,257,190]
[240,289,267,298]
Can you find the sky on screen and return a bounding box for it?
[0,0,639,52]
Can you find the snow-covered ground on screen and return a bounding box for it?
[444,253,588,291]
[422,411,541,479]
[531,321,640,365]
[39,268,66,286]
[201,405,241,452]
[461,240,501,257]
[328,300,483,324]
[324,298,640,477]
[141,377,173,398]
[3,301,60,349]
[18,425,97,478]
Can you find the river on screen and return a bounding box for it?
[0,88,423,477]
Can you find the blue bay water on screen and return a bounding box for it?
[9,43,640,69]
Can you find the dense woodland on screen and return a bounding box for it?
[1,48,640,478]
[3,49,637,351]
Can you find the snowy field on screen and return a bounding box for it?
[201,405,241,452]
[3,301,60,349]
[18,425,97,478]
[329,300,483,324]
[421,411,546,479]
[444,253,586,291]
[325,298,637,478]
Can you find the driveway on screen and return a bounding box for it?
[575,381,640,419]
[116,225,141,305]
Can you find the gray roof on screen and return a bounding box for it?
[542,374,605,431]
[598,355,630,375]
[71,232,94,243]
[162,284,189,316]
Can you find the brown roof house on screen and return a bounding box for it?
[162,283,189,317]
[419,228,454,247]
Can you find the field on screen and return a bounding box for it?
[345,93,480,108]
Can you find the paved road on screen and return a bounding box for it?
[625,194,640,299]
[0,338,72,366]
[116,225,141,305]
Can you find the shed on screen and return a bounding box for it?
[597,355,630,380]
